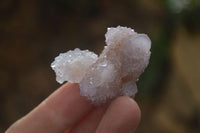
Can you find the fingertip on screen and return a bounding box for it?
[96,96,141,133]
[112,96,141,127]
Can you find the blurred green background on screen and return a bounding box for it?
[0,0,200,132]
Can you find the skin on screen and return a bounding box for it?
[6,82,141,133]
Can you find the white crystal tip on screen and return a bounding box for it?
[51,48,98,83]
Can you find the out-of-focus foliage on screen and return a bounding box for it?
[0,0,200,132]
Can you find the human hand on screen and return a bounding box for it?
[6,82,141,133]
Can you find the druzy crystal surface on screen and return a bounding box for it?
[51,26,151,105]
[51,48,98,83]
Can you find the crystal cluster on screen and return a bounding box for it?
[51,26,151,105]
[51,48,98,83]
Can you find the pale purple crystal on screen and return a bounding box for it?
[51,26,151,105]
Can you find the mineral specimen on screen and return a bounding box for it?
[51,26,151,105]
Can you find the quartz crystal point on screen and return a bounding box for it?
[51,26,151,105]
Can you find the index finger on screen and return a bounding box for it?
[6,82,94,133]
